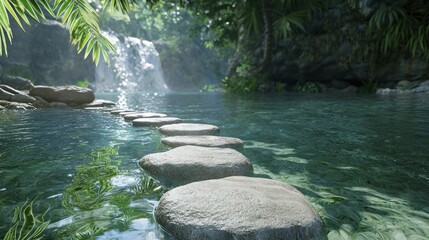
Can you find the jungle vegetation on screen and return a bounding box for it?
[0,0,428,91]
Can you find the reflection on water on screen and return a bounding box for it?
[0,92,428,239]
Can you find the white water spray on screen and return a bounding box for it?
[95,31,169,96]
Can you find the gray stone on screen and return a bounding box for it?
[80,99,116,108]
[156,176,323,240]
[29,85,95,104]
[123,112,167,121]
[133,117,182,127]
[0,100,10,106]
[159,123,220,136]
[0,75,34,90]
[110,109,134,114]
[139,146,252,187]
[50,102,69,108]
[396,80,420,90]
[0,20,95,86]
[31,97,50,108]
[119,111,140,116]
[5,102,34,110]
[10,93,36,103]
[340,85,359,93]
[161,135,243,150]
[0,88,13,101]
[0,105,5,110]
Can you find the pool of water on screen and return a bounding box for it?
[1,92,428,239]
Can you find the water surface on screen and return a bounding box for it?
[1,92,428,239]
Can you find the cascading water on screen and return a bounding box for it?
[95,31,169,107]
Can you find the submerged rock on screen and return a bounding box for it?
[29,85,95,104]
[132,117,182,127]
[161,135,243,150]
[123,112,167,121]
[139,146,252,187]
[156,176,323,240]
[159,123,220,136]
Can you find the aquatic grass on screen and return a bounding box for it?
[3,199,49,240]
[132,176,163,197]
[62,146,121,211]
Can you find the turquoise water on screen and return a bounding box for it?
[1,92,428,239]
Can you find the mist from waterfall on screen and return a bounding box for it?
[94,31,169,95]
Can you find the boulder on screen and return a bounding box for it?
[5,102,34,110]
[156,176,323,240]
[0,75,34,90]
[0,87,13,101]
[159,123,220,136]
[161,135,243,150]
[31,97,50,108]
[123,112,167,121]
[139,146,253,187]
[10,93,36,103]
[29,85,95,104]
[0,84,35,103]
[132,117,182,127]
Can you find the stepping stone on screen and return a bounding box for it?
[139,146,252,187]
[133,117,182,127]
[119,111,140,116]
[159,123,220,136]
[161,135,243,149]
[110,109,134,114]
[156,176,322,240]
[123,112,167,121]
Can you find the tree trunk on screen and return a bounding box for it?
[260,0,273,78]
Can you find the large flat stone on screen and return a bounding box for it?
[123,112,167,121]
[156,176,323,240]
[119,111,140,116]
[139,146,252,187]
[110,109,134,114]
[29,85,94,104]
[161,135,243,149]
[159,123,220,136]
[133,117,182,127]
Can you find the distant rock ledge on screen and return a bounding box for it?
[0,84,115,110]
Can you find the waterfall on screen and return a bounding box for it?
[94,31,169,94]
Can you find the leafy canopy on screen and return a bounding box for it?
[0,0,139,64]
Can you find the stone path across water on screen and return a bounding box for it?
[139,145,252,187]
[92,105,322,240]
[161,135,243,149]
[159,123,220,136]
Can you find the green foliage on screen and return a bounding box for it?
[201,84,218,92]
[76,79,90,88]
[367,0,429,61]
[62,146,120,211]
[293,81,320,93]
[132,176,163,197]
[0,0,135,64]
[222,76,262,93]
[3,199,50,240]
